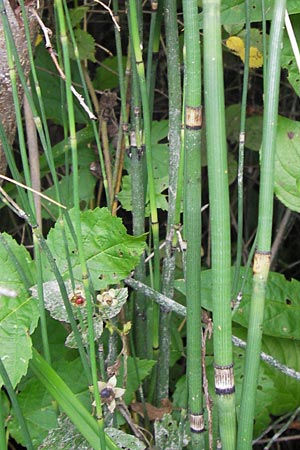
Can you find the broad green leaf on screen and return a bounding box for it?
[69,6,89,27]
[199,0,300,28]
[93,56,127,90]
[175,267,300,340]
[274,115,300,212]
[173,330,300,439]
[226,110,300,211]
[39,125,95,176]
[233,326,300,437]
[70,29,96,62]
[0,234,39,388]
[32,44,89,125]
[41,167,97,220]
[260,334,300,417]
[43,208,146,289]
[8,378,57,448]
[30,350,118,450]
[117,356,156,404]
[9,318,91,449]
[226,104,263,151]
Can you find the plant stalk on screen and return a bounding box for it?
[182,0,204,447]
[203,0,236,448]
[237,1,286,448]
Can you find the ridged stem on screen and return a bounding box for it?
[203,0,236,448]
[156,0,182,402]
[182,0,204,447]
[237,1,286,448]
[55,2,105,448]
[232,0,251,299]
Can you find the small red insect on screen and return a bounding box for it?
[69,289,86,307]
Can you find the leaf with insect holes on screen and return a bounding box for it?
[42,207,146,290]
[38,414,146,450]
[199,1,300,28]
[0,233,38,388]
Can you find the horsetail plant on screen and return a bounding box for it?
[127,1,161,395]
[156,0,182,403]
[237,1,287,448]
[232,0,251,300]
[203,0,236,448]
[55,2,106,448]
[182,0,204,448]
[128,27,149,361]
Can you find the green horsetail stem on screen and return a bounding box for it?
[55,2,106,448]
[237,1,286,448]
[156,0,182,402]
[203,0,236,448]
[182,0,204,448]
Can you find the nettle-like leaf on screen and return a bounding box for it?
[233,326,300,437]
[226,110,300,211]
[69,6,89,27]
[39,414,146,450]
[175,267,300,340]
[0,233,39,388]
[118,121,169,214]
[70,29,96,62]
[42,207,146,290]
[106,428,146,450]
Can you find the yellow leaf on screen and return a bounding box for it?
[226,36,263,68]
[35,34,43,47]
